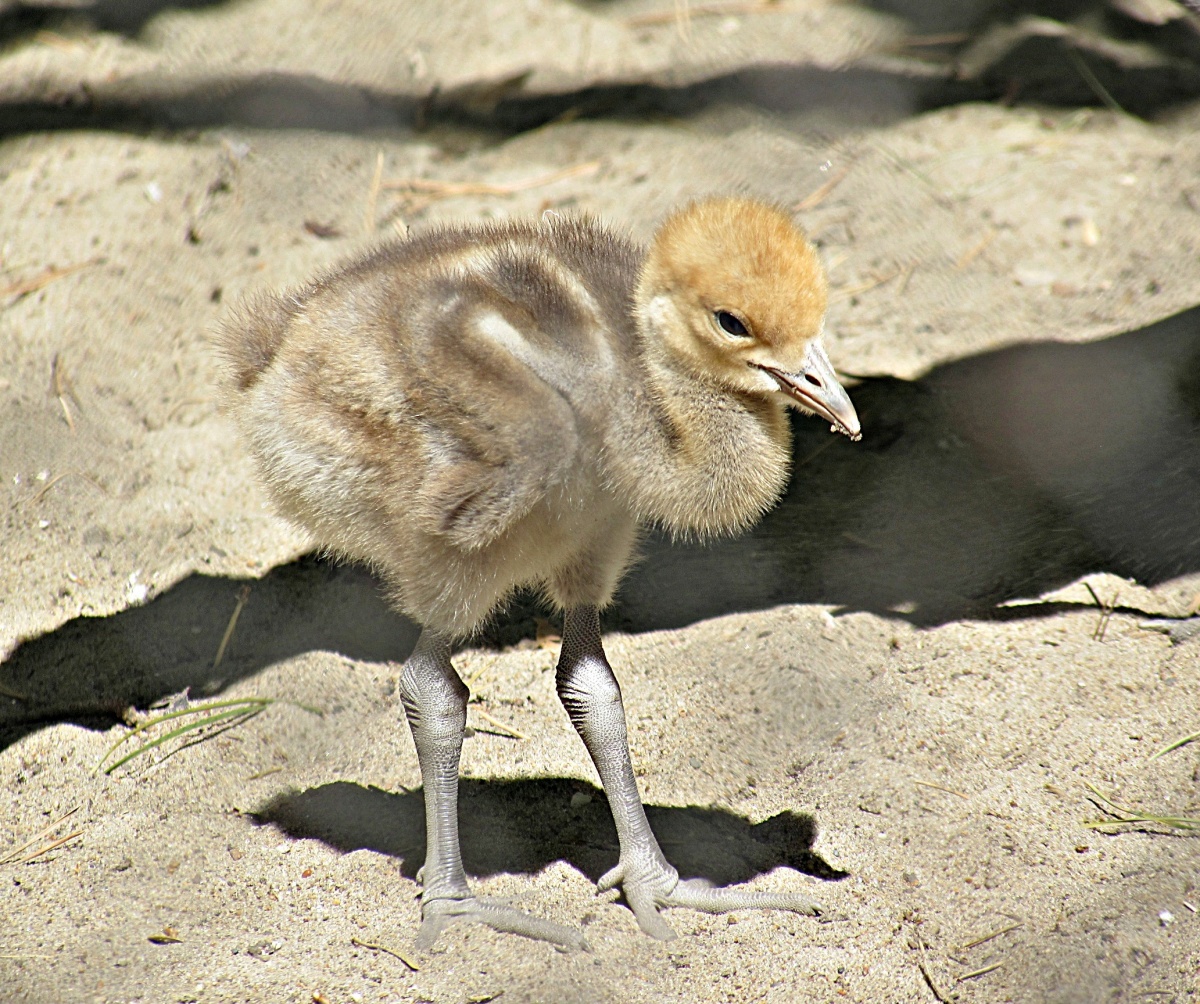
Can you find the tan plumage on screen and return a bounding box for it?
[223,197,857,636]
[221,196,860,949]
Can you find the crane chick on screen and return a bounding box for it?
[221,196,860,950]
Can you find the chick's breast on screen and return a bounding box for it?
[224,218,643,634]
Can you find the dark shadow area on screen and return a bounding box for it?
[2,307,1198,746]
[868,0,1092,34]
[0,0,233,43]
[862,0,1200,115]
[0,557,419,736]
[615,303,1200,631]
[0,76,425,137]
[256,777,845,888]
[0,66,922,141]
[2,45,1200,141]
[474,65,932,135]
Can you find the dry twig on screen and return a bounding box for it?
[958,961,1004,982]
[2,806,82,866]
[958,921,1021,951]
[51,353,80,432]
[954,229,996,270]
[383,161,601,216]
[20,830,82,863]
[350,936,420,970]
[28,470,107,505]
[902,33,971,47]
[912,928,955,1002]
[474,708,527,740]
[795,165,852,211]
[914,779,970,800]
[830,269,901,303]
[213,585,252,670]
[1084,583,1119,642]
[2,258,103,305]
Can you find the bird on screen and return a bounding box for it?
[220,195,861,950]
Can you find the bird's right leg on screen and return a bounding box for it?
[556,606,821,939]
[398,629,586,951]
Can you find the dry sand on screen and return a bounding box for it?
[2,2,1199,1001]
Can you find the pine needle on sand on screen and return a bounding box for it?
[96,697,321,775]
[1082,782,1200,831]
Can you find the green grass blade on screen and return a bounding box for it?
[96,696,321,775]
[95,697,274,773]
[1083,815,1200,830]
[101,706,263,774]
[1150,731,1200,761]
[1083,782,1200,831]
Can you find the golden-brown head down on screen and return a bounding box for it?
[638,197,828,394]
[221,196,859,637]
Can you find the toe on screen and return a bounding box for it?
[596,862,625,893]
[475,899,589,950]
[414,912,452,951]
[416,896,587,951]
[625,888,678,941]
[667,879,823,917]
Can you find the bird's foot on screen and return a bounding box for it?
[416,896,588,952]
[599,859,822,940]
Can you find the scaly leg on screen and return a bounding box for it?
[556,606,821,940]
[399,629,586,950]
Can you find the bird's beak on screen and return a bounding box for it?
[755,341,861,441]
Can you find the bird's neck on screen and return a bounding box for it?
[609,348,794,540]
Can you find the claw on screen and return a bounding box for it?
[596,863,623,893]
[415,896,588,951]
[598,858,680,939]
[626,888,678,941]
[414,911,453,952]
[599,856,823,937]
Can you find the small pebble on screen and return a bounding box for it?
[1013,265,1058,288]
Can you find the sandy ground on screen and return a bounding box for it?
[2,2,1200,1002]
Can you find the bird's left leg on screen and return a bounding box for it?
[556,605,822,940]
[399,629,586,950]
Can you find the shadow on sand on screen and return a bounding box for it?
[255,777,845,888]
[3,305,1198,741]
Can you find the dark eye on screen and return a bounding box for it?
[715,311,749,337]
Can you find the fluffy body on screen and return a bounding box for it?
[223,203,820,637]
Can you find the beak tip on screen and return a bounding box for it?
[753,358,861,440]
[832,415,862,442]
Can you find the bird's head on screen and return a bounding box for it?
[637,197,860,441]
